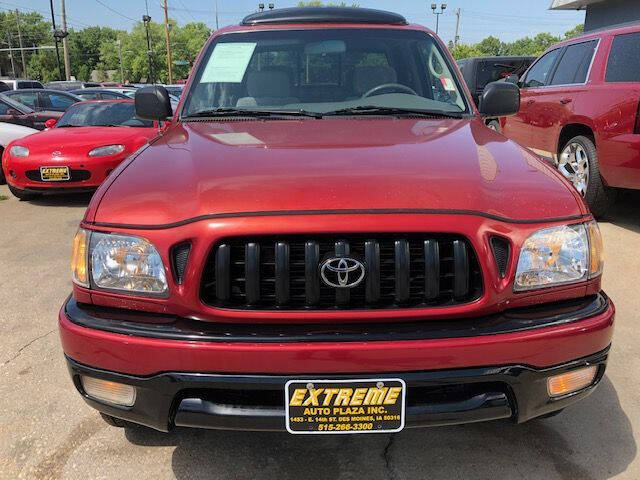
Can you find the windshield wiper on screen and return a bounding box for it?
[183,108,323,119]
[323,106,465,118]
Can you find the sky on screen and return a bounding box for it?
[21,0,586,45]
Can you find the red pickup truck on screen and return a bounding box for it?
[501,23,640,216]
[59,7,614,434]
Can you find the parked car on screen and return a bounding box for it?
[70,88,133,100]
[0,122,38,184]
[59,7,613,435]
[501,22,640,216]
[45,81,101,91]
[162,84,184,98]
[3,100,158,200]
[3,89,81,113]
[0,93,62,130]
[457,56,536,130]
[0,79,44,90]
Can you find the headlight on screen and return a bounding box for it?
[88,144,125,157]
[9,145,29,157]
[514,221,603,291]
[71,229,168,295]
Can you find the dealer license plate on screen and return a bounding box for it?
[285,378,405,434]
[40,166,70,181]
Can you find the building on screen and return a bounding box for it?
[550,0,640,31]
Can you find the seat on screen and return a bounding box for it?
[352,66,398,97]
[236,69,299,107]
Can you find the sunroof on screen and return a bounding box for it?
[241,7,408,26]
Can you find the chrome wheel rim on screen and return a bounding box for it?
[559,142,590,196]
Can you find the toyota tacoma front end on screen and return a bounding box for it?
[58,7,614,434]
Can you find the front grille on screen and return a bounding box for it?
[201,234,483,310]
[25,169,91,182]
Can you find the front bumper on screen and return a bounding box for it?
[59,293,614,432]
[67,349,609,432]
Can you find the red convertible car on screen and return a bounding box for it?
[2,100,158,200]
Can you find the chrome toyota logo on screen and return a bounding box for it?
[320,257,365,289]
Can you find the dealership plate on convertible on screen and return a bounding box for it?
[40,166,70,181]
[285,378,405,434]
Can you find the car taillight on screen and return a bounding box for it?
[635,100,640,134]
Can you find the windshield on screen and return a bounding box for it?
[182,28,468,117]
[57,102,153,128]
[0,93,33,113]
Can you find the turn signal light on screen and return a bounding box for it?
[81,376,136,407]
[547,366,597,397]
[71,229,89,287]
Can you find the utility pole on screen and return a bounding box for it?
[15,10,27,77]
[49,0,63,80]
[60,0,71,80]
[214,0,219,30]
[6,33,16,77]
[142,13,154,83]
[163,0,173,84]
[454,8,461,46]
[116,39,124,83]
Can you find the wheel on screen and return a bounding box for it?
[558,135,616,217]
[8,184,40,201]
[99,412,131,428]
[486,120,500,132]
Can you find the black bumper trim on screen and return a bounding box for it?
[64,293,610,344]
[66,348,609,432]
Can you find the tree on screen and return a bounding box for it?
[564,24,584,39]
[1,11,50,77]
[68,26,122,81]
[475,36,506,56]
[27,51,59,83]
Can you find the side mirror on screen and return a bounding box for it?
[479,81,520,117]
[44,118,57,129]
[135,85,173,121]
[505,74,520,85]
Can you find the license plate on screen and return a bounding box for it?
[285,378,405,434]
[40,166,70,181]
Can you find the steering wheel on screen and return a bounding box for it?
[362,83,418,98]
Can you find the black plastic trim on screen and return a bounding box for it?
[64,293,610,344]
[84,209,589,230]
[65,348,609,432]
[241,7,407,26]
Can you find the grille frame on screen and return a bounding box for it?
[201,234,483,311]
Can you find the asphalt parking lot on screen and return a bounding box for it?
[0,184,638,480]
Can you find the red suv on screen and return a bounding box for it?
[501,23,640,216]
[59,7,614,435]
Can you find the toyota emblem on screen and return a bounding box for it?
[320,257,366,289]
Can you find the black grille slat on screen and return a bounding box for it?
[305,241,320,306]
[275,242,290,305]
[394,240,410,303]
[335,240,350,306]
[215,244,231,300]
[365,240,380,304]
[424,240,440,301]
[245,243,261,305]
[201,234,482,310]
[453,240,469,299]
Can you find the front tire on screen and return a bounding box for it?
[8,184,40,201]
[558,135,615,217]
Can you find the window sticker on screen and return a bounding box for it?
[201,43,257,83]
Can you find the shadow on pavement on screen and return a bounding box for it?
[600,189,640,234]
[121,376,635,480]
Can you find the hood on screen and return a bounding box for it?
[92,117,584,226]
[18,126,153,157]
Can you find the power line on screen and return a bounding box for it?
[176,0,197,22]
[92,0,137,22]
